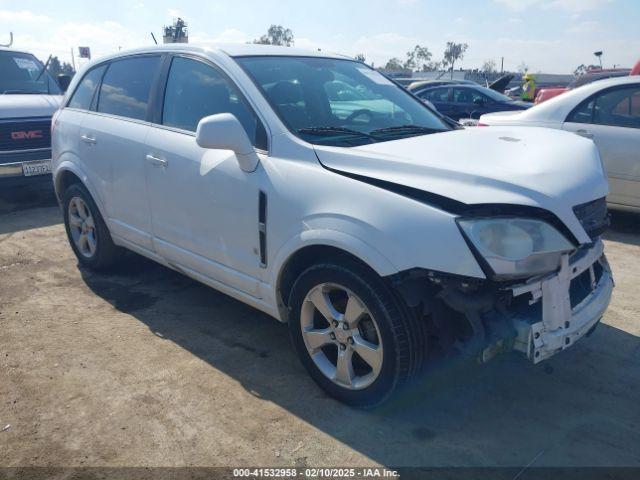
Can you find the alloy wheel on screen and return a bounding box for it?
[300,283,384,390]
[68,196,97,258]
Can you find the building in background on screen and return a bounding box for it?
[163,18,188,44]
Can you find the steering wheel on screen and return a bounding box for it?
[345,108,374,124]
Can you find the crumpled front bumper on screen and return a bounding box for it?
[509,239,613,363]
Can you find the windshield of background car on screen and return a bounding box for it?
[235,56,450,147]
[0,51,61,95]
[479,87,513,102]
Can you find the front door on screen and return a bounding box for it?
[145,55,269,297]
[563,84,640,208]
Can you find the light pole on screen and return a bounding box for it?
[594,51,603,69]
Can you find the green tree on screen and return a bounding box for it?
[354,53,366,63]
[47,56,75,77]
[404,45,432,71]
[383,57,404,71]
[442,42,468,78]
[253,25,294,46]
[481,59,496,74]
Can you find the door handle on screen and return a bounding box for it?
[146,154,168,167]
[576,129,594,139]
[80,134,96,144]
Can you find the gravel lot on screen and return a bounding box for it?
[1,181,639,469]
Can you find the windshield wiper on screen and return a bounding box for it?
[369,125,442,136]
[298,126,377,141]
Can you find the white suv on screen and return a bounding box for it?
[52,45,613,406]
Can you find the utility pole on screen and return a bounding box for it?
[70,47,76,71]
[501,57,504,74]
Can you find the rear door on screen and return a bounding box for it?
[451,87,493,119]
[61,64,108,201]
[417,87,452,116]
[563,84,640,208]
[90,55,163,251]
[144,55,269,297]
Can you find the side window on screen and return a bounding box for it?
[567,98,595,124]
[68,65,106,110]
[593,86,640,129]
[419,87,448,102]
[162,56,267,149]
[97,56,161,121]
[453,87,483,104]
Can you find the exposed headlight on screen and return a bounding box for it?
[458,218,575,280]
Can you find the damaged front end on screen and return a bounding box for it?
[390,198,614,365]
[391,240,613,364]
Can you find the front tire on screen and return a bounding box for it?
[63,183,122,270]
[288,259,425,407]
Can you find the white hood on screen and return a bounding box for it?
[314,127,609,244]
[0,94,62,118]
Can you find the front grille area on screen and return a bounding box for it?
[0,148,51,165]
[0,118,52,152]
[573,197,609,240]
[569,257,604,308]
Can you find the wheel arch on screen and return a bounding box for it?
[54,161,107,221]
[272,232,398,322]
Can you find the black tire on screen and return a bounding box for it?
[288,259,426,408]
[62,183,123,270]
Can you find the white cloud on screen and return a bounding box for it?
[12,20,148,66]
[0,9,50,22]
[190,28,249,44]
[353,32,419,66]
[494,0,612,12]
[568,20,602,34]
[167,8,181,18]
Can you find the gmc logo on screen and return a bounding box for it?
[11,130,43,140]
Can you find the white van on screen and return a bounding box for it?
[0,47,67,185]
[52,45,613,406]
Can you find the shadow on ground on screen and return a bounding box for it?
[80,253,640,468]
[0,179,60,234]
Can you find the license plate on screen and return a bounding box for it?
[22,160,52,177]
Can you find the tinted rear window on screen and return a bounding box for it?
[97,56,161,121]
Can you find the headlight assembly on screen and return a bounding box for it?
[457,217,575,280]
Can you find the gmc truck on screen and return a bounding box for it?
[1,47,69,185]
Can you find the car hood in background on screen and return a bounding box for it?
[314,127,608,244]
[509,100,533,109]
[0,94,62,118]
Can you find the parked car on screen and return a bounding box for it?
[0,47,69,185]
[480,76,640,211]
[535,69,631,104]
[415,84,531,121]
[53,45,613,407]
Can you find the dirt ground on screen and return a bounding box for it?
[1,181,639,469]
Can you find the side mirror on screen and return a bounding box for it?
[473,97,485,106]
[196,113,259,172]
[57,74,72,92]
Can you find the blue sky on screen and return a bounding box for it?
[1,0,638,73]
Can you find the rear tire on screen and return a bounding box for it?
[288,259,426,407]
[63,183,122,270]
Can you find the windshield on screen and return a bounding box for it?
[235,56,450,147]
[0,51,61,95]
